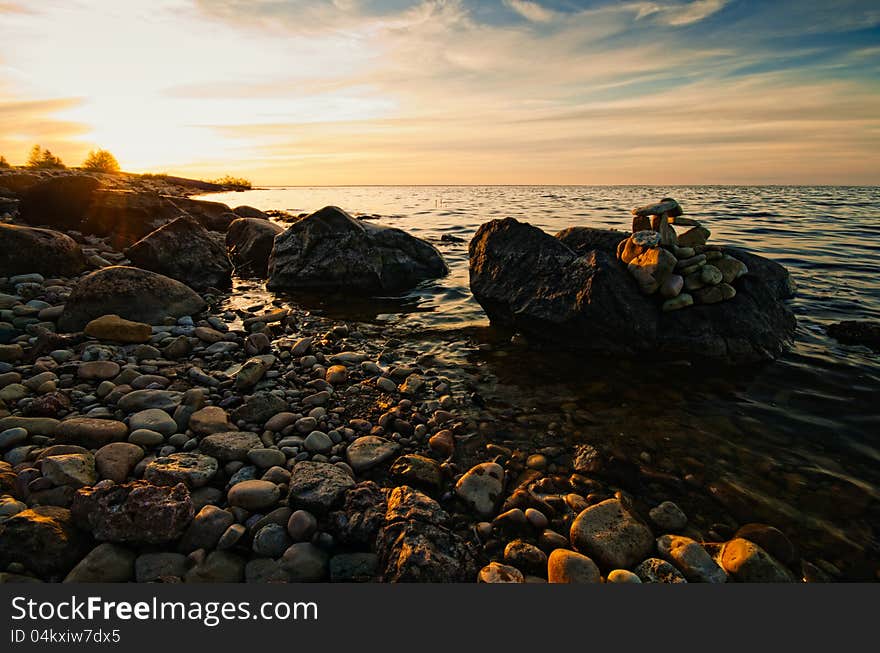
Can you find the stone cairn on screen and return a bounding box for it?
[616,198,748,311]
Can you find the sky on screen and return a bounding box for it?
[0,0,878,185]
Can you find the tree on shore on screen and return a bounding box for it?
[26,145,65,169]
[82,148,120,173]
[0,155,9,168]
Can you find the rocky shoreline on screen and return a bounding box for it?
[0,170,854,582]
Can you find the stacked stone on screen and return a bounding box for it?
[616,198,748,312]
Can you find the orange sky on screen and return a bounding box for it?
[1,0,879,185]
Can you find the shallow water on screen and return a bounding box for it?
[202,185,880,578]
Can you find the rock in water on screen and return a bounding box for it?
[469,218,797,363]
[72,481,194,544]
[0,223,87,277]
[18,175,102,230]
[124,216,232,289]
[57,266,206,332]
[267,206,448,293]
[720,538,794,582]
[827,320,880,351]
[0,506,92,577]
[226,217,283,278]
[569,498,654,570]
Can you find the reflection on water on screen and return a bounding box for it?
[202,185,880,578]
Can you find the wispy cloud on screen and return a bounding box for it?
[504,0,558,23]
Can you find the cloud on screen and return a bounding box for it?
[504,0,558,23]
[0,97,90,164]
[659,0,728,26]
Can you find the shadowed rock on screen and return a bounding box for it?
[226,217,283,278]
[0,223,87,277]
[125,215,232,289]
[469,217,797,363]
[18,175,102,230]
[57,266,206,332]
[267,206,448,293]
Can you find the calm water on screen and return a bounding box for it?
[201,186,880,578]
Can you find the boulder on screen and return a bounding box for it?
[267,206,448,293]
[0,223,88,277]
[71,481,194,544]
[0,506,92,577]
[226,217,283,278]
[555,227,628,255]
[233,205,269,220]
[80,189,232,249]
[58,266,206,332]
[124,216,232,289]
[18,175,102,230]
[469,218,797,363]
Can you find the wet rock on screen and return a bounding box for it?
[124,215,232,289]
[287,461,355,514]
[267,206,448,293]
[734,523,795,565]
[84,314,152,344]
[0,223,87,277]
[145,453,218,488]
[657,535,727,583]
[0,506,91,577]
[199,431,261,461]
[72,481,194,544]
[389,454,443,493]
[55,418,127,448]
[827,320,880,351]
[721,538,794,583]
[569,498,654,570]
[648,501,687,532]
[547,549,601,583]
[94,442,144,483]
[469,218,797,363]
[226,217,283,279]
[478,562,525,583]
[634,557,688,583]
[346,435,400,472]
[228,479,281,511]
[455,462,504,517]
[63,543,135,583]
[58,266,206,332]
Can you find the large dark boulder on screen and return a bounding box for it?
[0,223,87,277]
[80,190,233,248]
[555,226,629,255]
[469,218,797,363]
[0,172,43,195]
[0,506,92,577]
[267,206,448,293]
[226,217,283,278]
[18,175,102,230]
[125,216,232,289]
[57,266,206,331]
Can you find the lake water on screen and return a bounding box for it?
[200,185,880,579]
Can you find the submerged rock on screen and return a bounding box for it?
[58,266,206,331]
[267,206,448,293]
[469,217,797,362]
[226,217,283,278]
[827,320,880,351]
[124,215,232,289]
[0,223,87,277]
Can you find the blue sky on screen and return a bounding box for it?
[1,0,878,183]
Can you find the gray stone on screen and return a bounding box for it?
[228,480,281,511]
[129,408,178,437]
[657,535,727,583]
[64,543,135,583]
[345,435,400,472]
[634,557,688,583]
[280,542,328,581]
[253,523,291,558]
[569,498,654,570]
[199,431,261,461]
[287,461,355,514]
[648,501,687,532]
[178,505,235,552]
[455,462,504,517]
[135,552,188,582]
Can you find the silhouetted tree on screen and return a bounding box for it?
[82,148,120,173]
[0,155,9,168]
[26,145,65,169]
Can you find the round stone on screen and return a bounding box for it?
[547,549,601,583]
[252,523,291,558]
[129,408,178,437]
[287,509,318,542]
[478,562,524,583]
[247,448,286,469]
[607,569,642,583]
[304,431,333,454]
[649,500,688,532]
[227,479,281,511]
[128,429,165,447]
